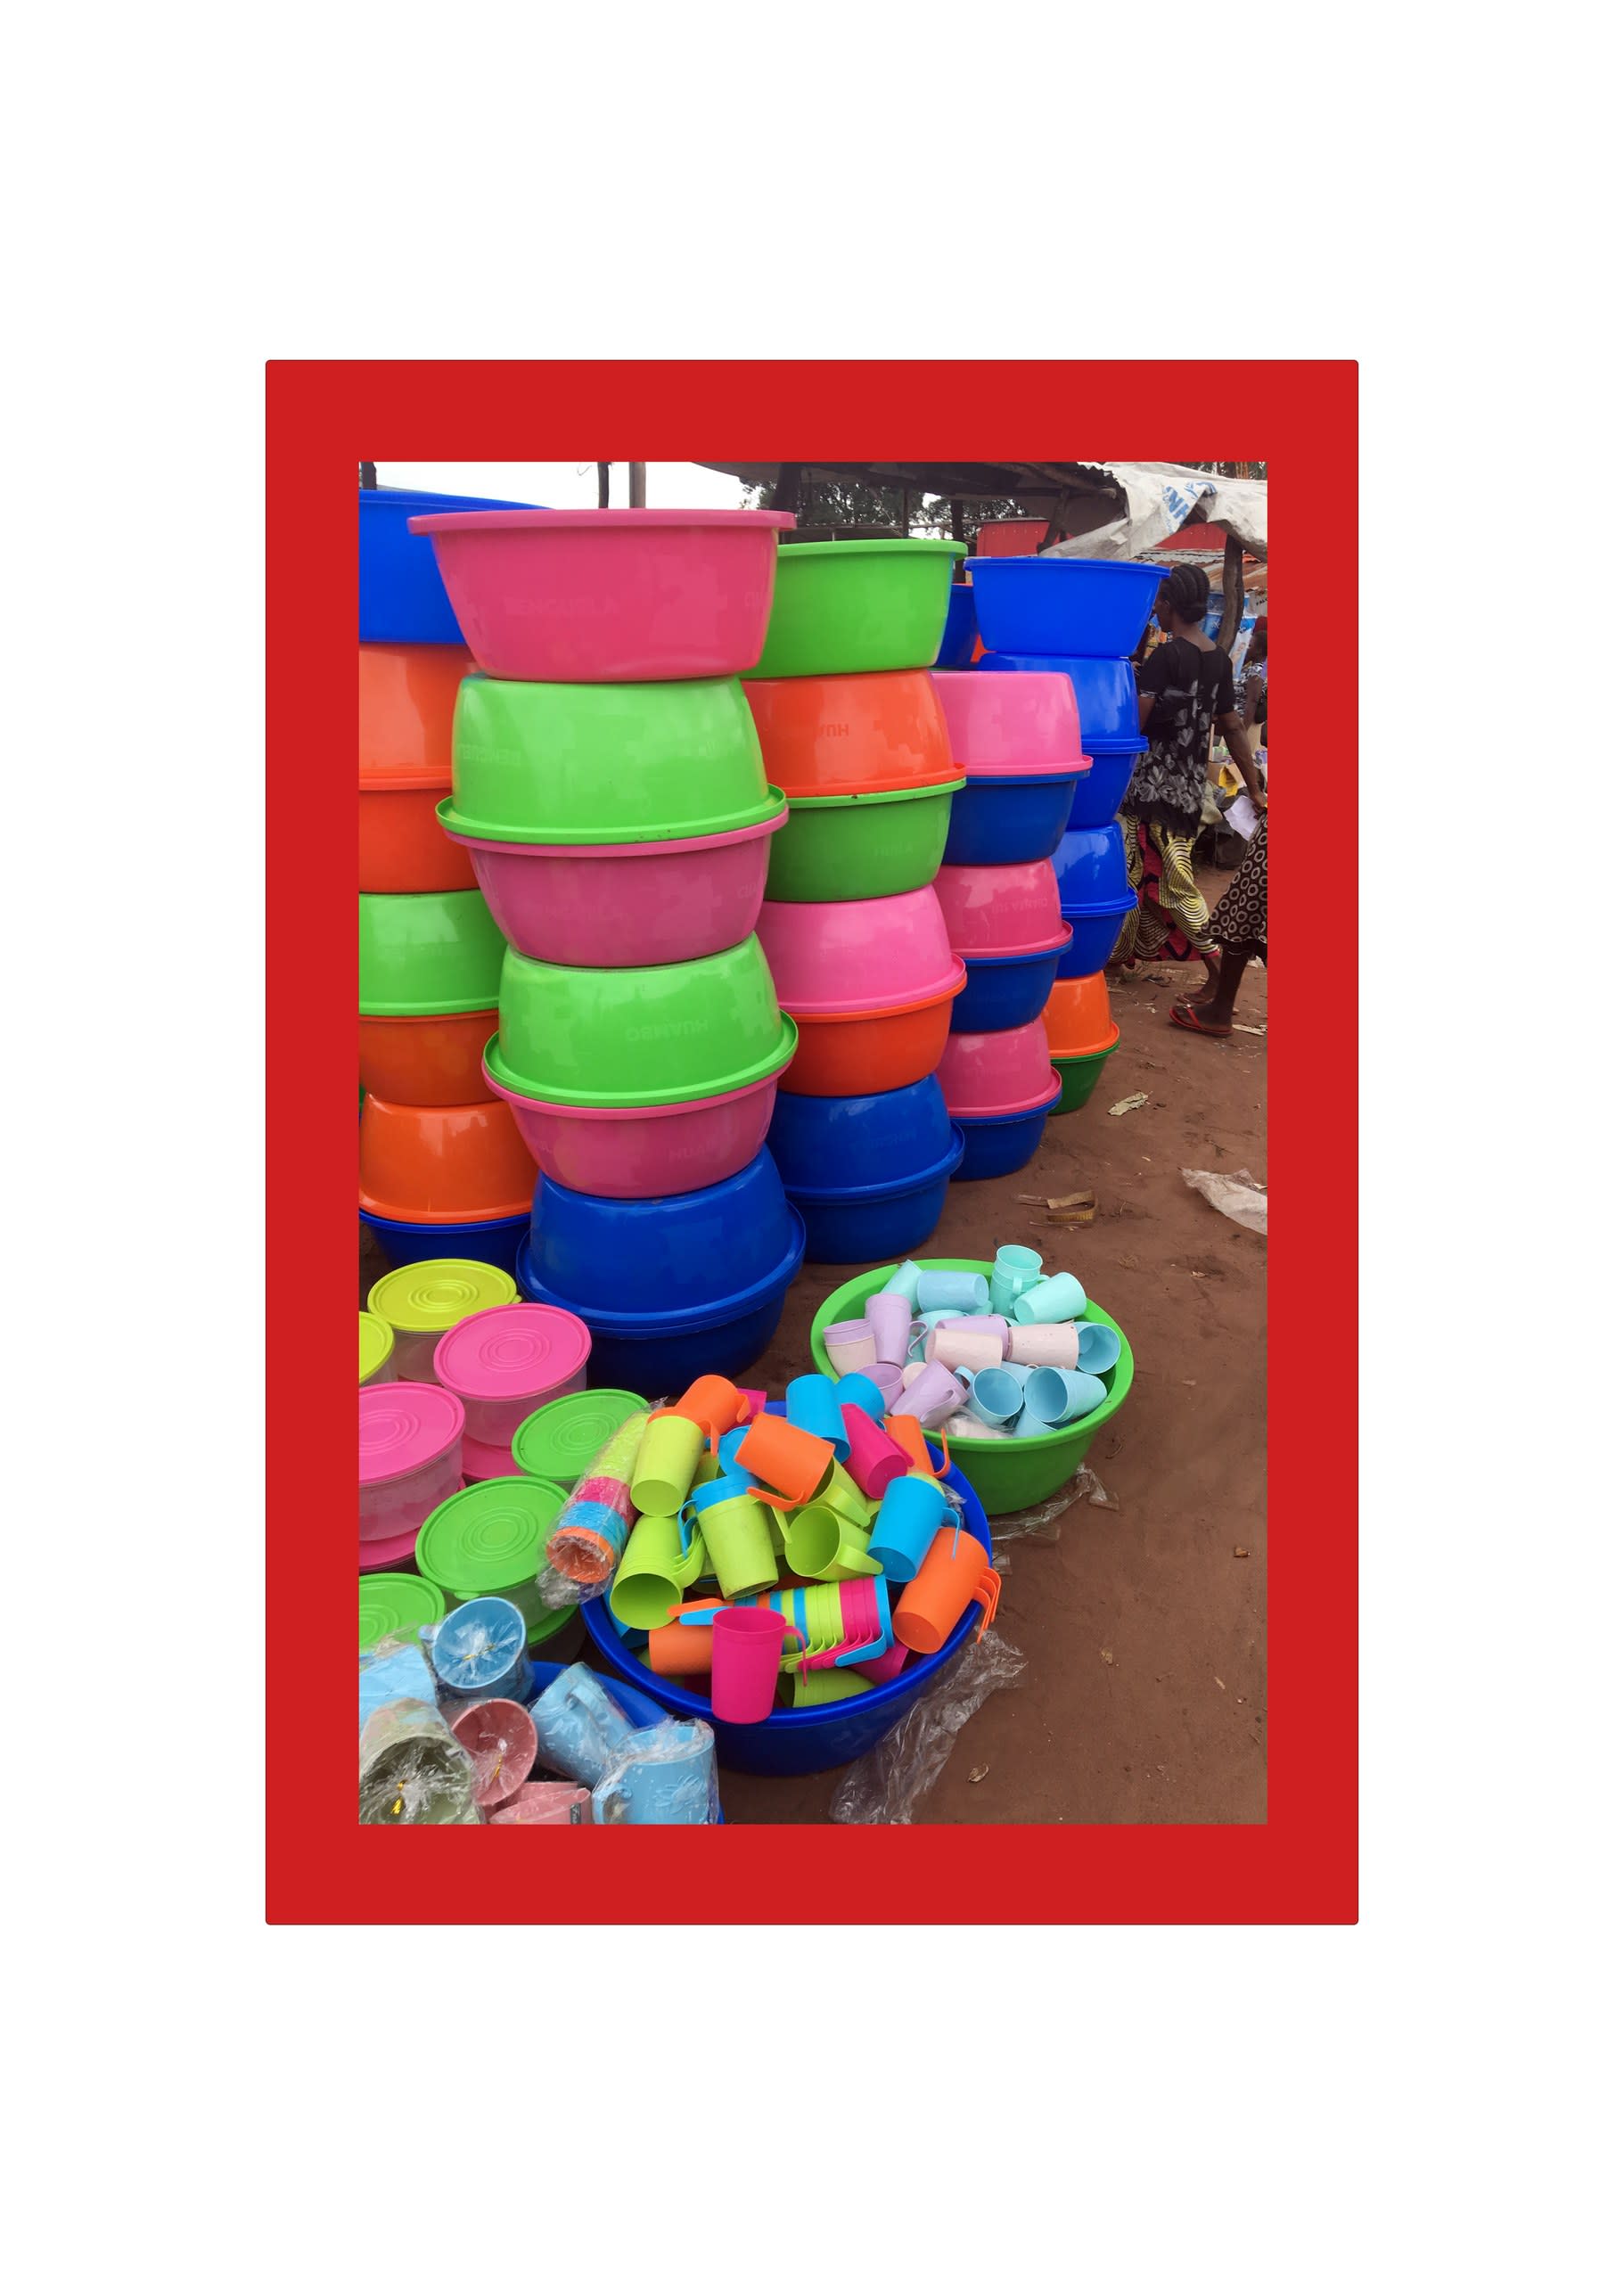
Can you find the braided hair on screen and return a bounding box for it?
[1159,562,1211,627]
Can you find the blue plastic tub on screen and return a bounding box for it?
[936,583,979,669]
[514,1215,805,1399]
[952,940,1071,1032]
[979,653,1139,741]
[767,1076,953,1191]
[581,1451,993,1773]
[780,1131,964,1264]
[358,1206,529,1276]
[942,772,1079,866]
[969,556,1166,659]
[359,486,536,644]
[1055,899,1136,978]
[1069,735,1146,829]
[951,1086,1062,1179]
[1053,823,1129,907]
[529,1151,797,1320]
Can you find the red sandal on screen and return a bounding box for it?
[1169,999,1233,1039]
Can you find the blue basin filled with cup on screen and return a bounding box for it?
[952,937,1072,1032]
[952,1081,1062,1179]
[359,486,537,644]
[358,1205,529,1275]
[968,556,1167,659]
[935,583,979,669]
[1068,735,1146,829]
[978,653,1139,741]
[528,1150,796,1317]
[767,1078,964,1262]
[942,771,1079,866]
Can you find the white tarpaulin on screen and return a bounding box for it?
[1045,463,1267,562]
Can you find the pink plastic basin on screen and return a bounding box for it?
[933,860,1069,957]
[442,812,785,968]
[931,669,1086,776]
[359,1382,466,1543]
[937,1020,1060,1117]
[756,888,963,1015]
[482,1056,782,1199]
[407,508,796,681]
[432,1303,591,1445]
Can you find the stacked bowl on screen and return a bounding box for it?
[411,507,808,1395]
[744,539,970,1260]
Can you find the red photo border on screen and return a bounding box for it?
[267,359,1357,1923]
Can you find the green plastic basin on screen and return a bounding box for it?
[1050,1041,1120,1114]
[809,1255,1133,1516]
[490,933,797,1107]
[358,889,506,1016]
[442,673,775,845]
[765,779,964,902]
[744,540,967,679]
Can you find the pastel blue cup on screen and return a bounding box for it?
[834,1372,887,1424]
[1025,1367,1109,1425]
[529,1662,638,1786]
[1073,1322,1122,1375]
[882,1259,923,1304]
[990,1244,1044,1316]
[1012,1271,1088,1326]
[963,1366,1026,1429]
[915,1269,990,1314]
[430,1597,532,1705]
[591,1720,716,1824]
[787,1372,852,1460]
[716,1426,761,1490]
[1012,1403,1053,1438]
[868,1473,952,1584]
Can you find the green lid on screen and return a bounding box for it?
[358,1572,447,1650]
[359,1311,395,1383]
[358,889,505,1017]
[746,539,968,680]
[414,1475,568,1598]
[513,1389,647,1484]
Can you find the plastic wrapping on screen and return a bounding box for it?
[358,1699,483,1825]
[490,1782,592,1826]
[590,1718,720,1825]
[1182,1166,1267,1235]
[358,1633,438,1733]
[828,1629,1028,1824]
[987,1463,1118,1544]
[529,1661,639,1786]
[537,1405,654,1606]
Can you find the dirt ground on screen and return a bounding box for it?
[360,863,1267,1826]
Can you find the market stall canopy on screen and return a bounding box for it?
[1043,464,1267,562]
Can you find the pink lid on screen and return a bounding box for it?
[409,507,796,535]
[938,1020,1061,1117]
[433,1303,591,1406]
[933,861,1069,957]
[930,670,1085,776]
[358,1382,465,1486]
[757,889,964,1015]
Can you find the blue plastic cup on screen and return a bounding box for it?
[1025,1367,1109,1425]
[868,1473,952,1584]
[963,1366,1025,1429]
[915,1269,991,1314]
[787,1372,852,1459]
[1012,1271,1088,1326]
[529,1662,637,1785]
[834,1373,887,1424]
[591,1720,716,1824]
[1011,1403,1053,1438]
[716,1426,759,1489]
[1073,1322,1122,1375]
[882,1259,924,1304]
[989,1244,1044,1316]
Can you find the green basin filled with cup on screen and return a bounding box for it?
[488,933,797,1107]
[1050,1041,1120,1114]
[441,673,775,845]
[744,540,967,679]
[808,1255,1133,1516]
[766,779,964,902]
[358,888,506,1016]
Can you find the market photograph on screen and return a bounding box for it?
[354,457,1269,1830]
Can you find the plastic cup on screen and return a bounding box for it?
[817,1462,874,1530]
[929,1328,1004,1376]
[646,1618,717,1677]
[842,1408,911,1498]
[1006,1320,1081,1369]
[1010,1404,1053,1438]
[863,1362,906,1406]
[671,1373,752,1447]
[915,1268,991,1313]
[901,1362,926,1388]
[891,1359,971,1429]
[789,1668,874,1707]
[529,1662,637,1786]
[431,1596,532,1705]
[868,1473,951,1583]
[735,1413,835,1511]
[609,1513,709,1629]
[884,1414,951,1479]
[864,1291,913,1367]
[490,1783,590,1825]
[893,1526,1002,1654]
[1012,1271,1088,1326]
[989,1244,1044,1316]
[833,1373,886,1424]
[861,1638,911,1686]
[449,1698,538,1810]
[629,1412,706,1517]
[1024,1367,1108,1426]
[937,1314,1011,1353]
[696,1490,780,1599]
[786,1373,851,1459]
[963,1366,1025,1429]
[1073,1322,1122,1375]
[882,1259,923,1304]
[784,1502,882,1581]
[711,1607,799,1722]
[824,1317,879,1374]
[591,1721,717,1824]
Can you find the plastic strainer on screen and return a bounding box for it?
[512,1388,646,1484]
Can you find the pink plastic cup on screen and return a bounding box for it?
[359,1383,465,1544]
[824,1319,879,1374]
[711,1606,797,1724]
[936,1021,1059,1118]
[935,1314,1011,1354]
[863,1362,905,1406]
[450,1698,538,1810]
[928,1328,1004,1375]
[863,1638,911,1685]
[890,1360,971,1430]
[738,1388,769,1419]
[1006,1320,1081,1369]
[933,860,1070,958]
[841,1407,910,1498]
[482,1057,781,1197]
[930,669,1083,776]
[900,1362,926,1389]
[432,1303,591,1448]
[444,813,785,969]
[490,1782,591,1825]
[864,1291,913,1367]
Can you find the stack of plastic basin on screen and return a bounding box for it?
[1042,971,1122,1114]
[931,858,1065,1178]
[411,506,806,1395]
[743,538,968,1261]
[358,488,539,1274]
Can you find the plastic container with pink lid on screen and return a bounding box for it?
[359,1381,466,1547]
[929,669,1083,775]
[933,860,1070,958]
[432,1303,591,1453]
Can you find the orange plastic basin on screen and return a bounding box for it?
[742,669,958,798]
[358,1094,536,1223]
[358,643,473,777]
[777,976,966,1097]
[1042,973,1120,1059]
[357,1009,497,1106]
[358,782,477,893]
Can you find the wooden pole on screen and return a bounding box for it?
[628,462,647,508]
[1218,531,1246,650]
[359,464,377,489]
[597,462,611,508]
[771,463,804,515]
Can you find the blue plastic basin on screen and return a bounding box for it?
[943,772,1079,866]
[970,556,1166,659]
[1055,900,1136,978]
[1054,823,1129,907]
[935,583,979,669]
[978,652,1139,741]
[952,940,1071,1032]
[781,1130,964,1264]
[529,1150,797,1320]
[951,1088,1061,1179]
[358,1205,529,1276]
[1068,735,1146,829]
[767,1076,953,1191]
[359,487,536,644]
[581,1450,994,1773]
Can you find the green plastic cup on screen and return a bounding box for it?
[630,1412,706,1516]
[1049,1041,1121,1114]
[765,781,964,902]
[744,539,968,679]
[790,1668,874,1708]
[512,1389,647,1483]
[609,1513,709,1629]
[358,1572,447,1650]
[414,1475,573,1646]
[785,1503,883,1581]
[441,674,775,845]
[490,934,797,1107]
[697,1491,781,1600]
[359,889,506,1016]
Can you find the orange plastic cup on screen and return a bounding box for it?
[671,1375,751,1448]
[358,1094,537,1223]
[357,1009,499,1107]
[358,643,472,776]
[885,1414,951,1479]
[742,669,959,798]
[778,975,966,1097]
[734,1413,835,1512]
[892,1525,1002,1654]
[1042,973,1121,1060]
[647,1618,717,1677]
[359,782,477,894]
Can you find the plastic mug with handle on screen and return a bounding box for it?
[786,1372,852,1460]
[915,1269,991,1314]
[1010,1402,1052,1438]
[842,1407,911,1498]
[865,1291,913,1367]
[591,1720,716,1823]
[646,1614,718,1677]
[937,1314,1011,1353]
[907,1309,957,1361]
[695,1490,780,1599]
[1012,1271,1087,1326]
[823,1318,879,1375]
[1072,1321,1122,1375]
[1023,1367,1108,1425]
[893,1525,1001,1654]
[629,1410,706,1516]
[712,1606,802,1722]
[833,1372,887,1424]
[884,1413,951,1479]
[671,1374,751,1447]
[529,1662,637,1786]
[961,1365,1026,1430]
[609,1512,709,1629]
[868,1473,951,1584]
[864,1362,905,1407]
[735,1413,835,1512]
[785,1501,883,1582]
[789,1667,874,1707]
[989,1244,1043,1316]
[1006,1320,1080,1369]
[890,1359,971,1430]
[928,1327,1004,1376]
[881,1259,923,1304]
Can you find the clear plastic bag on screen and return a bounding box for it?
[537,1404,653,1606]
[529,1660,638,1786]
[1182,1165,1267,1235]
[358,1699,482,1825]
[590,1717,719,1826]
[987,1464,1118,1544]
[357,1633,438,1733]
[828,1630,1028,1825]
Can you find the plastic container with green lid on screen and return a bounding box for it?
[414,1475,574,1646]
[359,1311,396,1385]
[358,888,505,1016]
[513,1388,648,1485]
[366,1260,518,1381]
[358,1572,446,1650]
[745,539,967,681]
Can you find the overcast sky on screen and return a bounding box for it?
[372,462,749,510]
